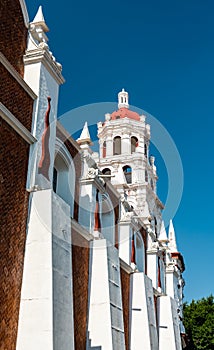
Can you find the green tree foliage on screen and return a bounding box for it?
[183,295,214,350]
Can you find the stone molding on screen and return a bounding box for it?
[0,52,37,100]
[0,103,37,144]
[24,45,65,85]
[19,0,29,27]
[71,218,94,242]
[120,258,134,274]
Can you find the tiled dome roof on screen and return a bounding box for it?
[110,107,140,121]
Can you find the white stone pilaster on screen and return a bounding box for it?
[119,221,132,265]
[157,296,182,350]
[121,134,130,154]
[16,189,74,350]
[88,239,125,350]
[106,135,113,156]
[24,8,64,191]
[147,246,158,289]
[130,272,158,350]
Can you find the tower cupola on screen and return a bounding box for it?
[118,88,129,109]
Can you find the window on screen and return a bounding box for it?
[103,141,106,158]
[113,136,121,155]
[101,193,115,245]
[53,142,75,217]
[151,178,154,190]
[131,136,138,153]
[123,165,132,184]
[53,167,58,193]
[145,170,148,182]
[102,168,111,182]
[154,217,158,238]
[144,143,147,158]
[135,233,145,272]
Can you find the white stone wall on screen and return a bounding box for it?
[130,272,158,350]
[16,190,53,350]
[25,63,60,191]
[52,192,74,349]
[16,189,74,350]
[78,181,97,233]
[157,296,182,350]
[88,239,125,350]
[119,221,132,266]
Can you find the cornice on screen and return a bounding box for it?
[71,219,94,242]
[56,121,81,152]
[19,0,29,27]
[0,103,37,144]
[80,176,106,193]
[24,48,65,85]
[120,258,133,274]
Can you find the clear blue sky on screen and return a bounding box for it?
[26,0,214,302]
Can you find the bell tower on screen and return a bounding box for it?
[97,89,162,224]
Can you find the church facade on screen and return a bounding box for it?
[0,1,186,349]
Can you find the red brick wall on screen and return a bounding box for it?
[0,119,30,350]
[0,65,34,131]
[0,2,34,347]
[0,0,28,77]
[72,230,90,349]
[120,267,130,350]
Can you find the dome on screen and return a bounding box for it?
[110,107,140,121]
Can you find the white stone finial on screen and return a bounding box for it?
[32,6,49,31]
[29,6,49,46]
[150,155,157,176]
[159,221,168,244]
[150,156,155,166]
[105,113,111,121]
[77,122,93,146]
[168,220,178,252]
[118,88,129,109]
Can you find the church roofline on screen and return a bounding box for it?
[19,0,29,27]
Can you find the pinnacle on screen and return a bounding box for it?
[77,122,93,145]
[159,221,168,243]
[32,6,49,32]
[168,219,178,252]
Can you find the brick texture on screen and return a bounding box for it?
[0,119,30,350]
[0,1,34,348]
[0,65,34,131]
[72,230,90,349]
[0,0,28,77]
[120,267,130,350]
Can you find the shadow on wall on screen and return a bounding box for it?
[87,330,102,349]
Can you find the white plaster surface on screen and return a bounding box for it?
[25,60,60,191]
[157,296,182,350]
[147,251,158,289]
[16,189,74,350]
[119,222,132,265]
[88,239,125,350]
[16,190,53,350]
[130,272,158,350]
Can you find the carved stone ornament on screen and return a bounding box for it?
[87,168,98,178]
